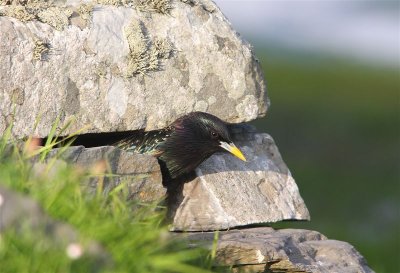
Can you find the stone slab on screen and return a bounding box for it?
[180,227,374,273]
[42,145,166,202]
[170,125,310,231]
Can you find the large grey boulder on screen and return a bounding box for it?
[181,227,374,273]
[170,125,310,231]
[0,0,268,138]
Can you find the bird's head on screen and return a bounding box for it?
[159,112,246,178]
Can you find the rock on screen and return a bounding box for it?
[13,125,307,229]
[0,185,108,264]
[170,124,310,231]
[0,0,268,139]
[179,227,374,273]
[38,146,165,202]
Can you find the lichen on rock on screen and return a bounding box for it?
[153,38,174,59]
[77,3,94,24]
[95,0,124,6]
[95,0,138,7]
[0,5,36,22]
[124,19,155,76]
[180,0,216,13]
[0,1,72,30]
[124,19,173,76]
[136,0,172,14]
[96,61,111,78]
[94,0,172,14]
[32,38,50,61]
[0,0,53,4]
[37,6,73,31]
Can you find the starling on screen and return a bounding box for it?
[117,112,246,179]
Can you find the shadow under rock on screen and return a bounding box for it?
[159,159,197,222]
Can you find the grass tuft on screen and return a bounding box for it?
[0,129,216,273]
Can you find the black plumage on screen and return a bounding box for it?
[117,112,246,179]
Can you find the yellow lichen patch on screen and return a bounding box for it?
[95,0,122,6]
[16,2,53,18]
[137,0,172,14]
[0,1,73,30]
[124,19,156,76]
[124,19,174,76]
[95,0,137,6]
[37,6,73,31]
[77,3,94,24]
[0,0,51,4]
[94,0,171,13]
[0,5,36,22]
[0,0,20,4]
[32,38,50,61]
[125,20,148,55]
[153,38,173,59]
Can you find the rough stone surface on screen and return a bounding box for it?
[0,185,108,264]
[0,0,268,138]
[42,146,166,202]
[170,125,310,231]
[180,227,375,273]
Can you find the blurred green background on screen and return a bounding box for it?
[213,1,399,271]
[250,48,399,273]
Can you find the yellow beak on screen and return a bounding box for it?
[219,141,247,162]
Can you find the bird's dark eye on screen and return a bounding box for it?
[210,131,218,139]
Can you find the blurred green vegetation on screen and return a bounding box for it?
[252,47,400,273]
[0,136,216,273]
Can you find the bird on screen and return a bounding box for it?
[117,112,246,179]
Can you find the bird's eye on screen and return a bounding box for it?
[211,131,218,139]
